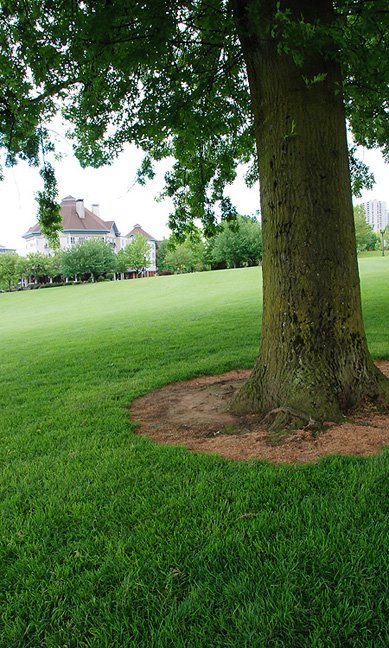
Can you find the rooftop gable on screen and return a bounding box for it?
[125,224,156,240]
[23,198,120,238]
[104,220,121,236]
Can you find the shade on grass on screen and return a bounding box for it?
[0,259,388,647]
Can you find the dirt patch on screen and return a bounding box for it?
[131,362,389,464]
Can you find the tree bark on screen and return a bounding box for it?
[231,0,389,424]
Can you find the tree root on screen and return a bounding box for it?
[262,407,322,433]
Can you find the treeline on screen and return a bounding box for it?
[158,215,263,274]
[0,216,263,290]
[157,208,385,276]
[1,209,384,291]
[0,235,151,291]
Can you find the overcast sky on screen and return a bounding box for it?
[1,123,388,254]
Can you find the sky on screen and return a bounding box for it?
[1,124,388,254]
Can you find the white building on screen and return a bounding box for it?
[23,196,157,274]
[361,200,388,232]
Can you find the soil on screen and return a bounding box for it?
[131,361,389,464]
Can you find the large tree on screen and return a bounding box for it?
[1,0,388,426]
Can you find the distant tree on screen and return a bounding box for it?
[210,216,262,269]
[164,244,193,274]
[23,252,52,283]
[156,239,170,273]
[368,232,380,252]
[60,248,79,280]
[124,234,150,274]
[116,248,129,279]
[354,205,377,253]
[159,237,206,274]
[17,256,28,287]
[0,253,20,291]
[45,253,63,282]
[61,240,116,281]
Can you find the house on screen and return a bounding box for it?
[0,245,16,253]
[23,195,123,254]
[22,197,158,275]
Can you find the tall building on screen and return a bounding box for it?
[361,200,388,231]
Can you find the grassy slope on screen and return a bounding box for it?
[0,259,388,647]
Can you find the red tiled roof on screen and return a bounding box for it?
[59,201,111,231]
[23,198,115,237]
[125,224,156,240]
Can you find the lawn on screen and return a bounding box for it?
[0,258,388,647]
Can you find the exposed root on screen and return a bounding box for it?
[262,407,322,433]
[131,362,389,463]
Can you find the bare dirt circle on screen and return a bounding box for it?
[131,361,389,463]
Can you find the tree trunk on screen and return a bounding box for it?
[232,0,388,425]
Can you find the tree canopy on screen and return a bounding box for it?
[0,0,387,238]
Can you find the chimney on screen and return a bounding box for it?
[91,204,100,217]
[76,199,85,219]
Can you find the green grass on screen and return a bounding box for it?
[0,259,388,647]
[358,250,386,258]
